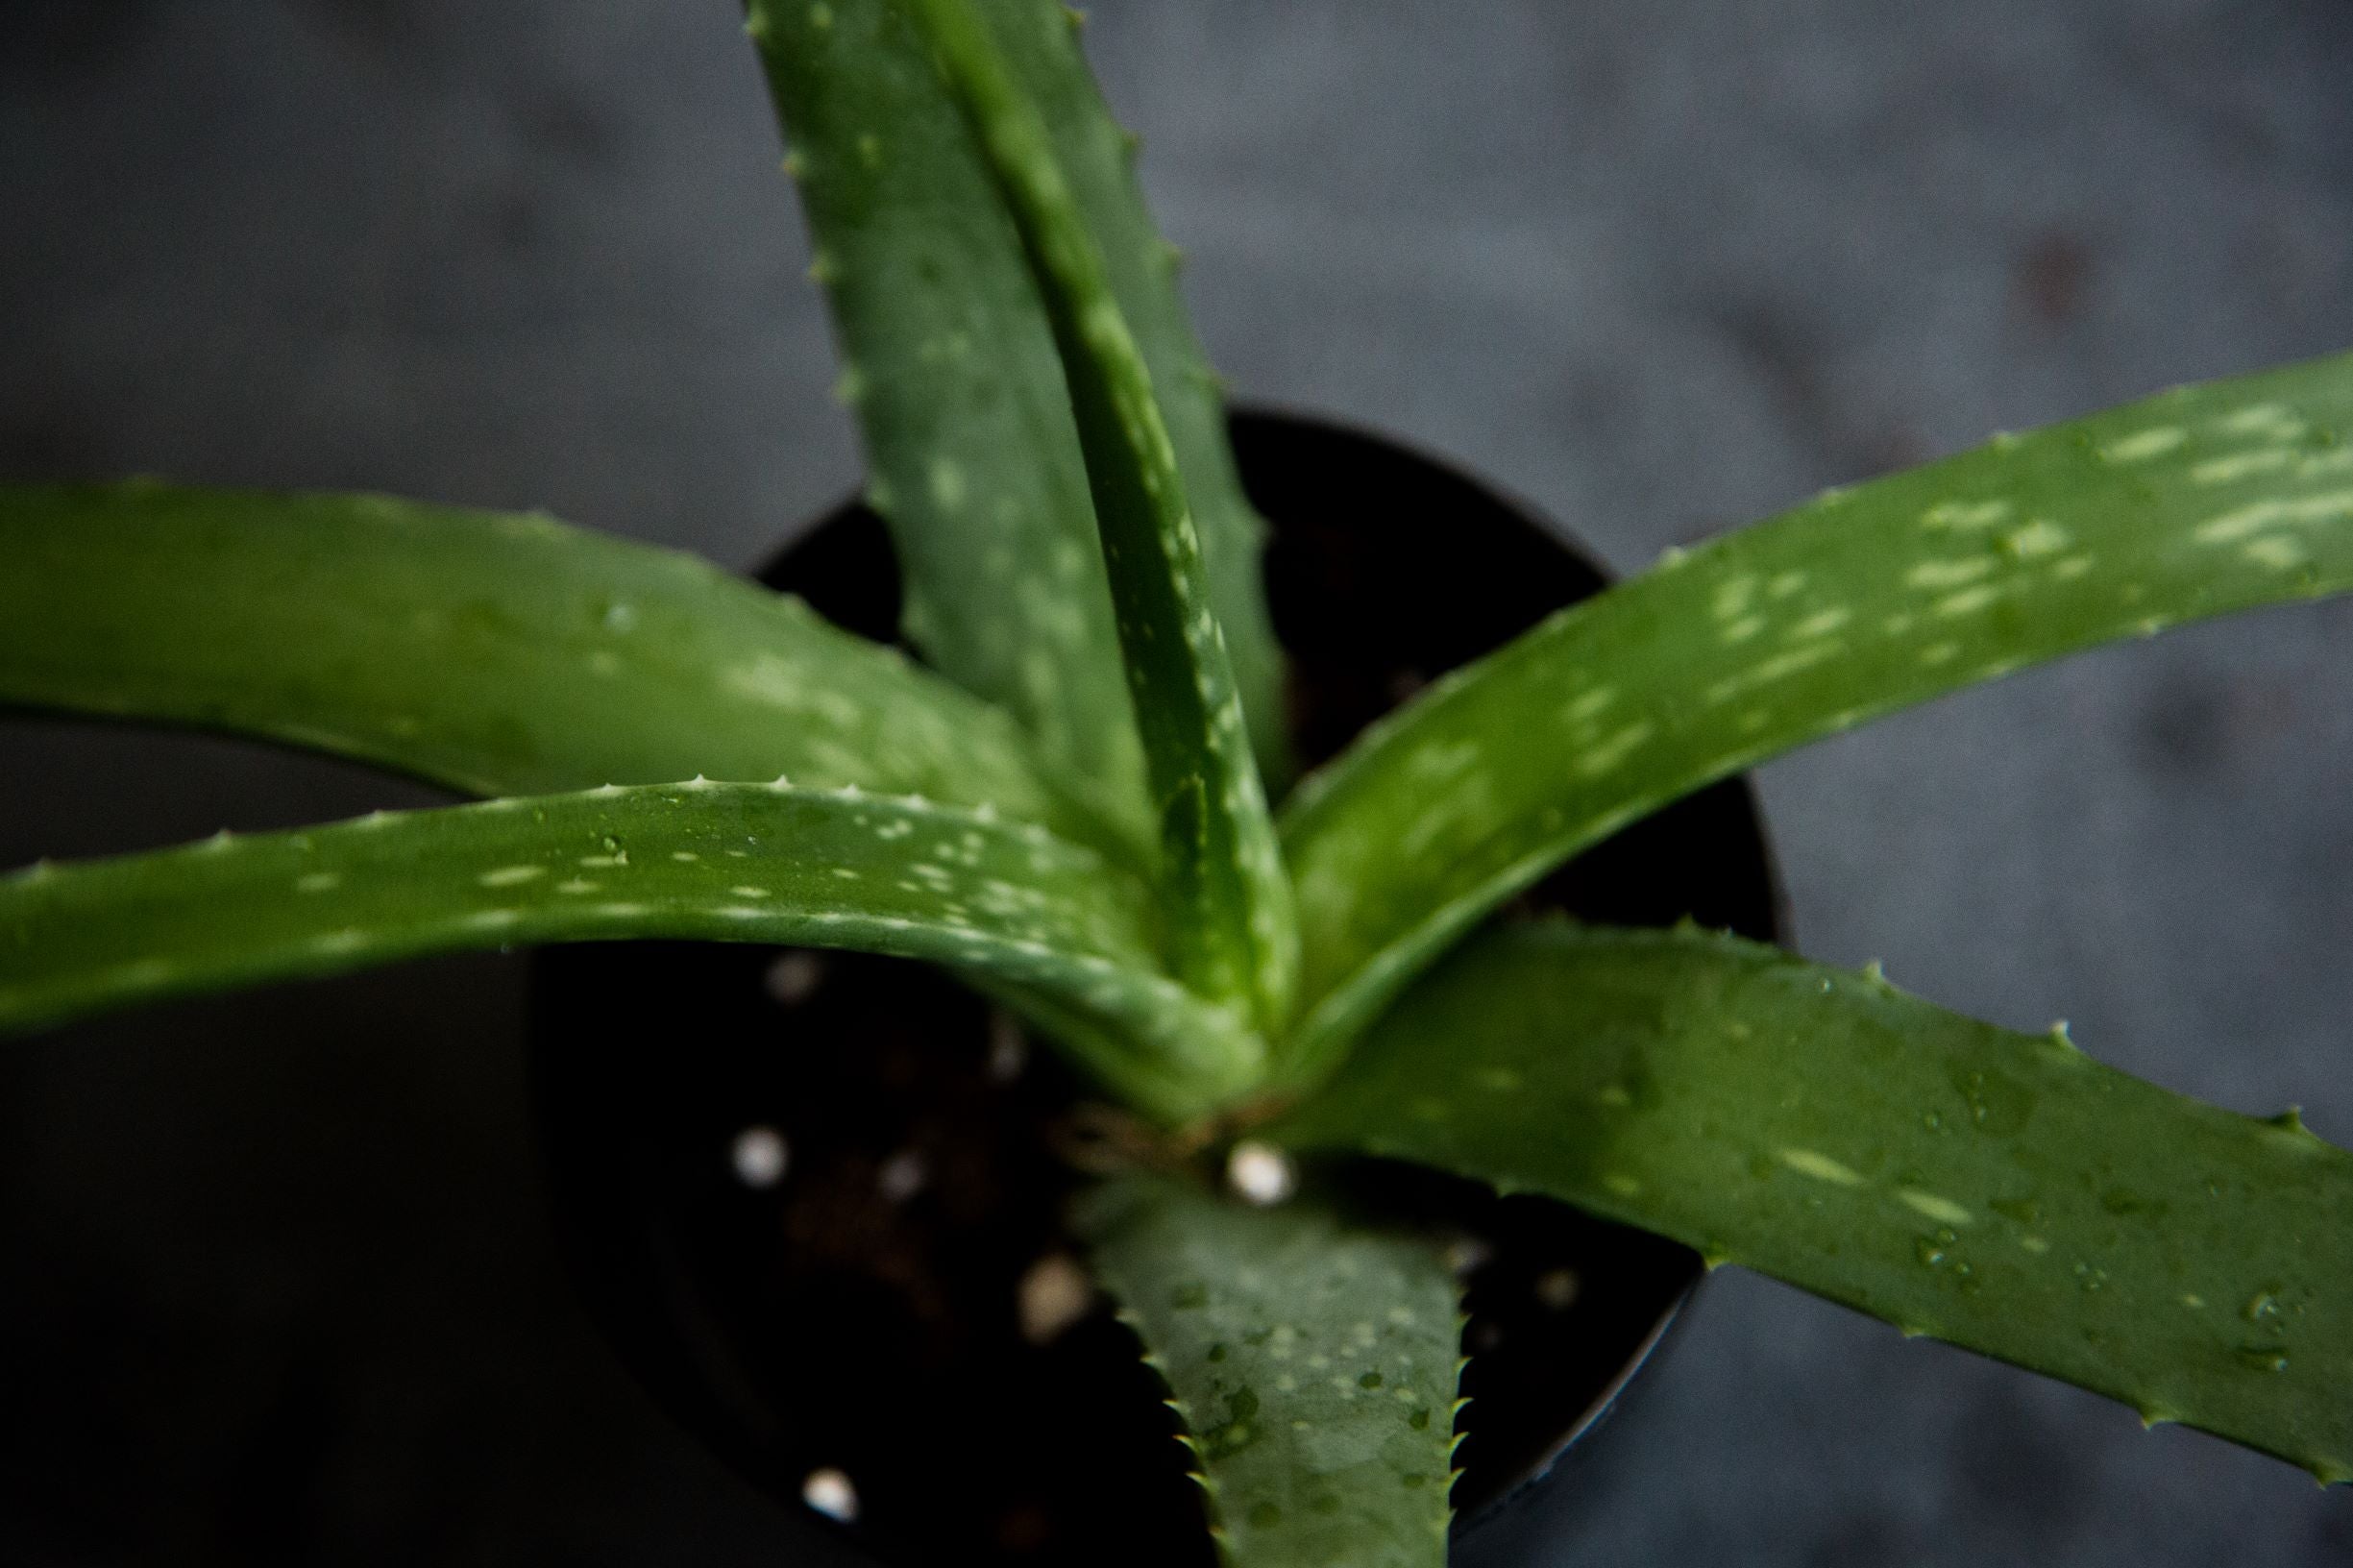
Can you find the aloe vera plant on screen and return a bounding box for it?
[4,2,2351,1563]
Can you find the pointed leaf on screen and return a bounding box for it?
[986,0,1291,791]
[0,782,1255,1121]
[1279,352,2353,1076]
[748,0,1289,797]
[1079,1174,1461,1567]
[1274,922,2353,1483]
[745,0,1153,847]
[894,0,1295,1030]
[0,482,1117,853]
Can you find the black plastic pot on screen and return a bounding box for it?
[528,409,1784,1566]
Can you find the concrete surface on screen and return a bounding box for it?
[1,0,2348,1562]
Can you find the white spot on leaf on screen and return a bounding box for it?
[1897,1188,1973,1226]
[1777,1147,1865,1186]
[1906,557,1996,591]
[2099,427,2186,463]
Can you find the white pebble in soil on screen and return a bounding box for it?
[1225,1139,1296,1207]
[765,949,826,1006]
[1534,1266,1581,1311]
[730,1125,789,1188]
[1017,1253,1095,1344]
[1444,1235,1494,1277]
[801,1466,859,1522]
[877,1148,928,1203]
[986,1009,1028,1082]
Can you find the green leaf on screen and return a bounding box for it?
[0,781,1258,1122]
[744,0,1154,850]
[984,0,1292,793]
[1277,351,2353,1079]
[1274,922,2353,1484]
[746,1,1290,813]
[0,481,1119,856]
[1079,1173,1461,1568]
[893,0,1296,1031]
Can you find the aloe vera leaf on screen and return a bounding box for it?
[745,0,1150,848]
[0,782,1259,1122]
[1274,922,2353,1484]
[1277,351,2353,1077]
[894,0,1296,1031]
[0,482,1119,855]
[1079,1173,1461,1567]
[745,2,1289,823]
[984,0,1291,792]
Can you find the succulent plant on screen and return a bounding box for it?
[4,2,2350,1563]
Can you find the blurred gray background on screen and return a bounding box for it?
[2,0,2349,1562]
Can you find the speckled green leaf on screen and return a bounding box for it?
[896,0,1295,1032]
[1278,351,2353,1079]
[1275,922,2353,1484]
[746,0,1293,838]
[0,782,1255,1122]
[984,0,1290,792]
[0,482,1116,855]
[747,0,1148,849]
[1079,1174,1461,1567]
